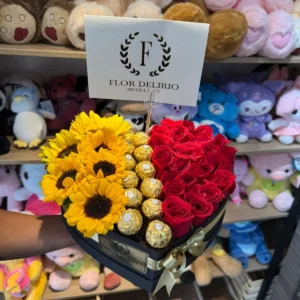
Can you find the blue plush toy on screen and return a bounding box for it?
[225,222,271,269]
[193,87,240,139]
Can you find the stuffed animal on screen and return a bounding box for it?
[291,0,300,55]
[103,267,121,290]
[0,166,22,212]
[14,164,60,216]
[151,103,197,124]
[163,1,248,61]
[0,88,11,155]
[268,76,300,145]
[45,245,100,292]
[231,158,248,205]
[225,222,271,269]
[243,153,300,212]
[41,0,75,46]
[0,0,42,44]
[0,257,47,300]
[193,88,240,139]
[11,87,55,148]
[192,241,242,286]
[124,0,163,18]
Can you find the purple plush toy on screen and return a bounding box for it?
[151,103,198,124]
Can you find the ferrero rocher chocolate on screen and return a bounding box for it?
[125,188,143,207]
[134,145,153,162]
[123,131,135,141]
[125,154,136,170]
[118,209,143,235]
[122,171,139,189]
[140,178,163,198]
[142,199,162,218]
[135,161,156,180]
[133,132,149,147]
[146,220,172,248]
[125,140,135,155]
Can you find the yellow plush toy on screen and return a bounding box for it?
[0,257,47,300]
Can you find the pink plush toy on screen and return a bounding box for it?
[231,158,248,205]
[243,153,300,212]
[0,166,22,212]
[45,245,100,292]
[268,75,300,145]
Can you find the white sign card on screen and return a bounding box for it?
[85,16,209,107]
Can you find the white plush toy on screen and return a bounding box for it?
[66,2,114,50]
[124,0,163,18]
[11,87,55,149]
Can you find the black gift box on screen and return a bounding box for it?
[65,200,227,292]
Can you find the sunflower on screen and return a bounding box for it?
[40,130,79,164]
[84,148,126,183]
[64,179,127,237]
[78,128,126,155]
[41,153,86,205]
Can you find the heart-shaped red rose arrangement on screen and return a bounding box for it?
[149,119,236,239]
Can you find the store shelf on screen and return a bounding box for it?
[224,201,287,224]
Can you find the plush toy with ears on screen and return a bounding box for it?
[124,0,163,18]
[231,158,248,205]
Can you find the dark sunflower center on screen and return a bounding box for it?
[57,144,78,158]
[84,195,112,218]
[93,161,116,177]
[95,143,109,152]
[56,170,77,189]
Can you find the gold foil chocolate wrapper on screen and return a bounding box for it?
[140,178,163,199]
[135,161,156,180]
[117,209,143,235]
[125,188,143,207]
[133,132,149,147]
[122,171,139,189]
[125,140,135,155]
[134,145,153,162]
[146,220,172,248]
[123,131,135,141]
[142,199,162,218]
[125,154,137,170]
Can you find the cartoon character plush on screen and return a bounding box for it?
[193,88,240,139]
[151,103,197,124]
[269,76,300,145]
[0,257,47,300]
[225,222,271,269]
[11,87,55,148]
[243,153,300,212]
[0,166,22,212]
[14,164,60,216]
[291,0,300,55]
[124,0,163,18]
[0,88,11,155]
[45,245,100,292]
[231,158,248,205]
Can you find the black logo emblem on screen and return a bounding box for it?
[120,32,171,77]
[113,241,130,255]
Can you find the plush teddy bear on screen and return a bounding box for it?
[225,222,271,269]
[0,165,22,212]
[243,153,300,212]
[163,1,248,61]
[193,87,240,139]
[45,245,100,292]
[291,0,300,55]
[230,158,248,205]
[268,75,300,145]
[14,164,60,216]
[11,87,55,148]
[0,256,47,300]
[41,0,75,46]
[151,103,198,124]
[0,0,43,44]
[124,0,163,18]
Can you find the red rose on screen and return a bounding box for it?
[190,182,224,203]
[170,126,192,143]
[173,142,203,160]
[159,170,178,184]
[213,134,230,147]
[163,180,186,197]
[191,159,214,179]
[170,157,191,173]
[176,172,197,187]
[210,170,236,196]
[151,145,173,174]
[202,141,220,168]
[151,125,169,136]
[160,119,181,128]
[185,192,214,226]
[219,145,237,170]
[149,133,174,148]
[193,125,213,142]
[181,120,195,132]
[162,196,193,239]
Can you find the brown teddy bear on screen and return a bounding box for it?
[163,1,248,60]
